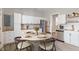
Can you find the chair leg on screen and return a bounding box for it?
[30,46,32,51]
[53,42,56,51]
[20,42,23,50]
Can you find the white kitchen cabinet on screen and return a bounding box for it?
[70,32,79,47]
[22,15,40,24]
[56,14,66,25]
[22,15,34,24]
[64,31,71,44]
[64,31,79,47]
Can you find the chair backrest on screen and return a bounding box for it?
[14,36,22,45]
[14,36,22,50]
[15,36,21,41]
[40,38,56,50]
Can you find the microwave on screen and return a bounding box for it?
[59,25,64,29]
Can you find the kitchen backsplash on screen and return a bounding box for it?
[64,23,79,31]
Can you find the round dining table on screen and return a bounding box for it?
[20,33,53,51]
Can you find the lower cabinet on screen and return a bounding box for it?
[64,31,71,44]
[70,32,79,47]
[64,31,79,47]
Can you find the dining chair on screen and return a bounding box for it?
[39,38,56,51]
[14,36,32,51]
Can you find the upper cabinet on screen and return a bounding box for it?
[22,15,40,24]
[56,14,66,25]
[22,15,34,24]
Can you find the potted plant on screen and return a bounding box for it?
[34,27,39,35]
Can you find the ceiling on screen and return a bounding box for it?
[2,8,79,17]
[3,8,79,13]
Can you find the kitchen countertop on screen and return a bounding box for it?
[56,29,79,32]
[64,29,79,32]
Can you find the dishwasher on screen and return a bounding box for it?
[56,30,64,42]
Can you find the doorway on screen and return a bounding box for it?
[50,14,58,33]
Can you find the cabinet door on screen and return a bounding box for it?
[71,32,79,47]
[22,15,34,24]
[64,31,71,44]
